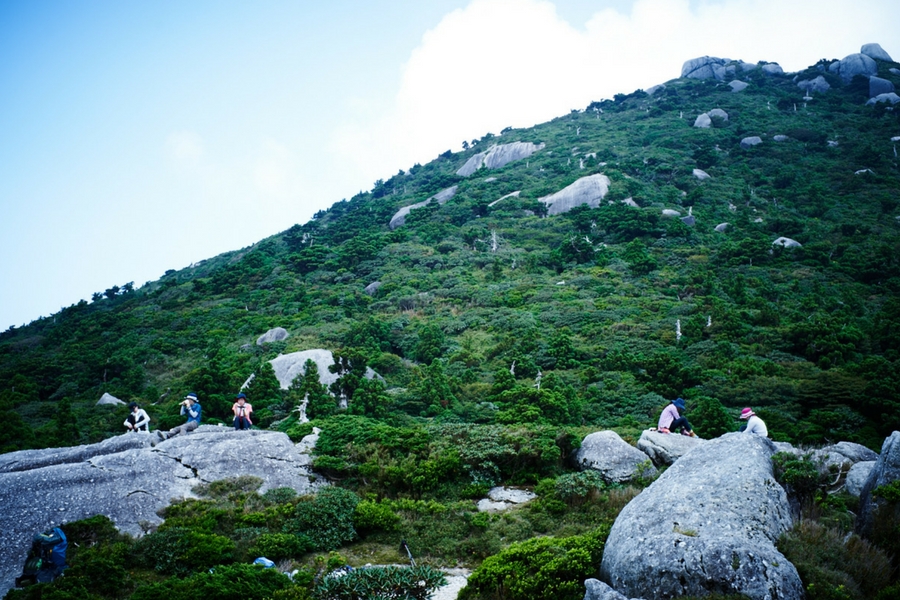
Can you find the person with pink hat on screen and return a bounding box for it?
[739,407,768,437]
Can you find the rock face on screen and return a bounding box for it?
[773,236,802,248]
[740,136,762,150]
[364,281,382,295]
[268,349,380,390]
[729,80,748,92]
[761,63,784,76]
[637,430,705,467]
[693,168,710,180]
[708,108,728,121]
[715,222,729,232]
[389,185,458,229]
[476,487,537,512]
[600,433,802,600]
[846,461,876,497]
[858,431,900,537]
[96,392,125,406]
[797,76,830,94]
[575,430,656,483]
[257,327,289,345]
[539,174,610,215]
[867,92,900,106]
[0,428,320,597]
[584,579,634,600]
[870,77,895,98]
[861,43,893,62]
[693,113,712,128]
[834,53,878,83]
[682,56,729,80]
[456,142,544,177]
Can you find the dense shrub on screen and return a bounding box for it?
[284,487,360,550]
[247,533,312,561]
[131,563,295,600]
[134,528,236,575]
[315,565,446,600]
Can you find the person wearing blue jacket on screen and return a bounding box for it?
[160,393,202,439]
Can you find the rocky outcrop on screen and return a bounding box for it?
[257,327,289,345]
[870,77,895,98]
[268,349,381,390]
[831,53,878,83]
[681,56,730,81]
[693,169,710,180]
[476,487,537,512]
[708,108,728,121]
[715,222,729,232]
[761,63,784,76]
[861,43,893,62]
[389,186,458,229]
[858,431,900,537]
[0,428,320,597]
[364,281,382,295]
[97,392,125,406]
[773,134,789,142]
[729,80,748,92]
[797,76,830,94]
[575,431,656,483]
[456,142,544,177]
[600,433,802,600]
[693,113,711,128]
[637,430,705,467]
[661,209,681,217]
[846,461,876,497]
[539,174,610,215]
[773,237,802,248]
[740,136,762,150]
[584,579,634,600]
[867,92,900,106]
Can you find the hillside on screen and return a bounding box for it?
[2,45,900,455]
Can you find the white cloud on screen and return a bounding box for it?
[165,130,205,164]
[331,0,899,185]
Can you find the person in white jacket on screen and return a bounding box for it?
[739,407,768,437]
[124,402,151,432]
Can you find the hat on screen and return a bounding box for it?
[128,401,138,409]
[740,407,755,420]
[673,398,686,410]
[236,393,247,400]
[184,392,198,401]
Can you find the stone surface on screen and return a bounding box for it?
[257,327,289,346]
[600,433,802,600]
[389,186,458,229]
[661,209,681,217]
[837,53,878,83]
[708,108,728,121]
[693,168,710,180]
[870,76,895,98]
[364,281,382,295]
[681,56,728,80]
[584,579,635,600]
[693,113,712,128]
[96,392,125,406]
[729,80,748,92]
[740,136,763,150]
[574,430,656,483]
[621,197,639,208]
[488,190,520,207]
[681,215,695,226]
[867,92,900,106]
[476,499,510,512]
[761,63,784,76]
[0,428,321,596]
[456,142,544,176]
[539,174,610,216]
[715,222,729,232]
[858,432,900,537]
[891,68,900,77]
[773,134,789,142]
[637,430,705,467]
[268,349,381,390]
[773,236,802,248]
[846,461,876,497]
[487,487,536,504]
[645,83,666,95]
[827,441,879,463]
[797,75,830,94]
[861,43,893,62]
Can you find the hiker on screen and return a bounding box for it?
[739,407,768,436]
[124,401,151,432]
[658,397,696,437]
[15,527,67,586]
[160,392,202,439]
[232,393,253,430]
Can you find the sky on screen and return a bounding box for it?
[1,0,898,330]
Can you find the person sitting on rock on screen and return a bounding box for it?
[739,407,768,437]
[124,401,151,432]
[232,393,253,430]
[159,392,202,440]
[657,397,696,437]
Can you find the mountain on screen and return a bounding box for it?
[2,44,900,454]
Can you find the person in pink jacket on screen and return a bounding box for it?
[657,397,696,436]
[232,393,253,430]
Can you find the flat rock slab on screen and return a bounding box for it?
[0,428,321,597]
[540,174,610,215]
[637,430,705,466]
[575,430,656,483]
[600,433,802,600]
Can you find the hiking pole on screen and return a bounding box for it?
[399,540,416,567]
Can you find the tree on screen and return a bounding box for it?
[415,324,445,364]
[414,359,457,416]
[689,396,733,439]
[247,362,282,410]
[329,349,369,405]
[290,359,336,420]
[54,398,80,446]
[349,377,390,419]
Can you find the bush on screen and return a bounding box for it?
[459,527,609,600]
[131,563,295,600]
[284,487,360,550]
[247,533,312,561]
[315,565,446,600]
[134,528,236,575]
[354,500,401,533]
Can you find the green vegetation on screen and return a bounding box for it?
[4,55,900,598]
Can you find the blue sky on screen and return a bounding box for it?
[1,0,897,329]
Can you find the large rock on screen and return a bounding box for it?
[681,56,728,81]
[692,168,710,180]
[826,441,878,463]
[456,142,544,177]
[96,392,125,406]
[539,174,610,216]
[858,432,900,537]
[600,433,802,599]
[773,236,802,248]
[866,92,900,106]
[761,63,784,76]
[584,579,635,600]
[740,136,763,150]
[637,430,705,467]
[708,108,728,121]
[268,349,381,390]
[257,327,289,345]
[861,43,893,62]
[0,428,321,597]
[846,461,876,497]
[729,80,749,92]
[870,76,895,98]
[797,75,830,94]
[693,113,712,128]
[574,430,656,483]
[836,53,878,83]
[389,185,458,229]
